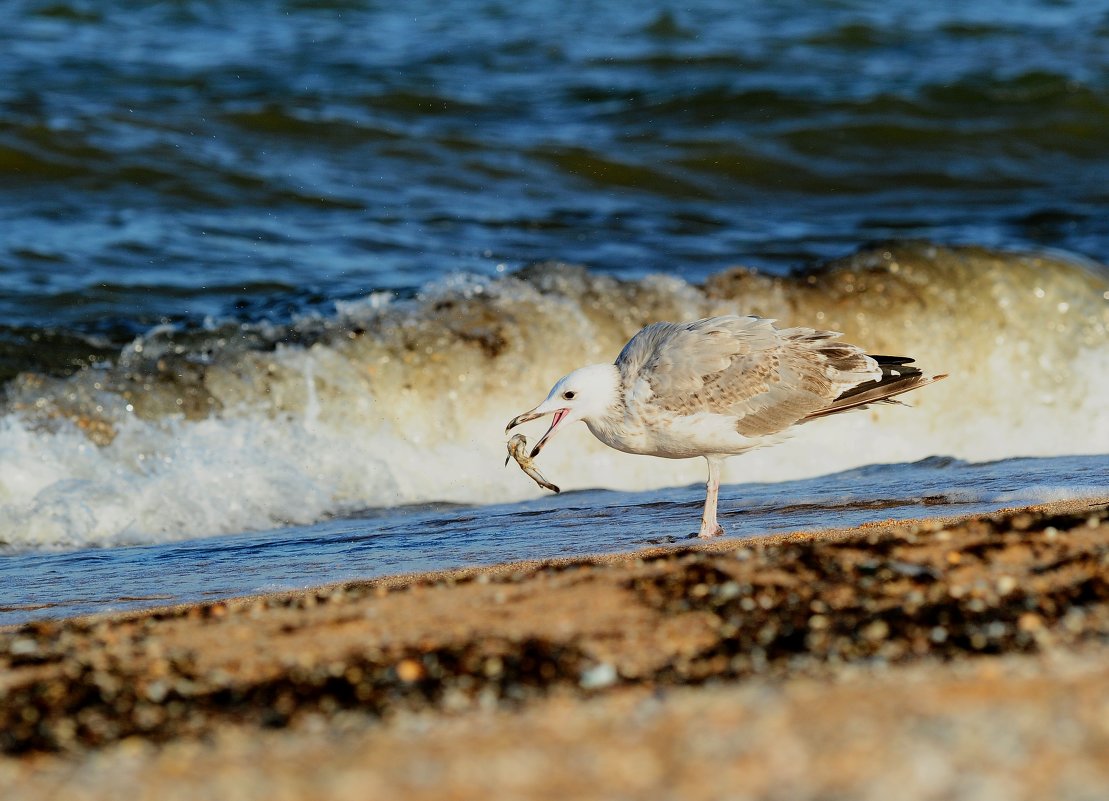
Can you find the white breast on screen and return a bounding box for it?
[586,403,775,460]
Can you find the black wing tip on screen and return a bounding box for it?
[803,369,944,423]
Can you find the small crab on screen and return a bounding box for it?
[505,433,560,493]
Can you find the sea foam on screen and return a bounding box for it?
[2,243,1107,549]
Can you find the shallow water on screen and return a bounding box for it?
[2,454,1104,626]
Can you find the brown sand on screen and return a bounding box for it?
[1,498,1107,800]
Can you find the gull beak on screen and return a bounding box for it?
[529,409,568,458]
[505,406,570,458]
[505,409,545,433]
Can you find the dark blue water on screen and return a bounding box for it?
[3,0,1108,373]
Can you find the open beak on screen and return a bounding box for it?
[529,409,568,458]
[505,407,570,458]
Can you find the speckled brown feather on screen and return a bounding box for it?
[615,316,888,437]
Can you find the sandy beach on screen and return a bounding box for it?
[2,497,1107,800]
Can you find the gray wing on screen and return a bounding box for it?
[614,316,882,437]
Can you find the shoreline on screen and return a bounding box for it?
[8,495,1103,633]
[2,497,1107,799]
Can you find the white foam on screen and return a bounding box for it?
[3,247,1108,549]
[2,340,1106,551]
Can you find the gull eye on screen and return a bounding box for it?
[562,390,576,400]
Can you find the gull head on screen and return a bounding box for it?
[505,363,619,457]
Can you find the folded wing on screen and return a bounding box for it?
[615,315,940,438]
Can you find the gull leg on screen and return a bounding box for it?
[698,457,725,538]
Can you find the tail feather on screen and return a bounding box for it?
[803,356,946,422]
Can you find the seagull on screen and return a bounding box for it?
[505,315,945,538]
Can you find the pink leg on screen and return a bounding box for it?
[698,457,725,538]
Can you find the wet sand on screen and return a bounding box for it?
[2,498,1107,800]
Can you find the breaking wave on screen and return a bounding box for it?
[2,242,1107,549]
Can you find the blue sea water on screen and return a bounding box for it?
[2,0,1108,343]
[1,0,1107,624]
